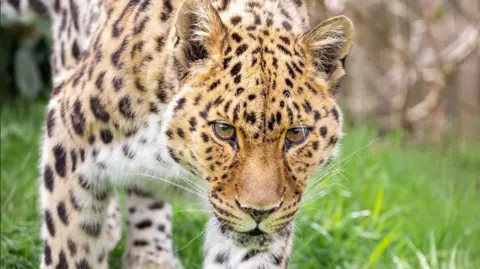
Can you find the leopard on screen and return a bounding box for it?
[9,0,354,268]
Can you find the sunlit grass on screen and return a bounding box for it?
[1,99,479,268]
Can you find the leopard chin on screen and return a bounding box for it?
[219,222,292,250]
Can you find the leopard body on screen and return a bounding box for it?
[1,0,354,268]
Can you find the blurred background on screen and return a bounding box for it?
[1,0,479,268]
[309,0,480,143]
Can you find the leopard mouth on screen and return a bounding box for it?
[231,230,275,249]
[218,222,288,249]
[243,227,265,236]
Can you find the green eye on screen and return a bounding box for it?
[212,122,236,141]
[285,127,310,145]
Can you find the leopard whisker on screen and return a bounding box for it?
[303,138,379,199]
[175,172,208,196]
[137,160,208,195]
[129,172,208,199]
[201,219,229,259]
[173,218,220,253]
[296,207,324,215]
[292,222,303,239]
[335,138,380,169]
[303,168,343,199]
[173,209,212,213]
[301,183,349,207]
[137,162,208,197]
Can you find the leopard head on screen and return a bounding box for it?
[162,0,353,249]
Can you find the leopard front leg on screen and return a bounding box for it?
[105,194,122,252]
[122,186,182,269]
[202,218,293,269]
[40,146,117,268]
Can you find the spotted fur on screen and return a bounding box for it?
[17,0,354,268]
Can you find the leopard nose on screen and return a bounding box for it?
[235,199,282,223]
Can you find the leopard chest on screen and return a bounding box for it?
[75,113,187,191]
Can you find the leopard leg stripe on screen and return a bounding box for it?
[123,187,182,269]
[40,162,115,268]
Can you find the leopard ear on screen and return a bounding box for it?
[301,16,354,93]
[174,0,226,68]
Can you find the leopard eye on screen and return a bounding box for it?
[285,127,310,145]
[212,122,236,141]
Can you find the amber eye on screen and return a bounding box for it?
[285,127,310,145]
[212,122,236,141]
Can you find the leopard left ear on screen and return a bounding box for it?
[174,0,226,69]
[301,15,354,93]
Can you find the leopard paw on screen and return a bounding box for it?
[123,251,183,269]
[105,196,122,251]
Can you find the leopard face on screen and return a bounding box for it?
[163,0,353,249]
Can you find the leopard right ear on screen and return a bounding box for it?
[174,0,226,68]
[300,16,354,93]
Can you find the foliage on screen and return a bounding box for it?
[1,99,479,268]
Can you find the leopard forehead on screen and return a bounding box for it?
[182,27,329,115]
[174,28,334,140]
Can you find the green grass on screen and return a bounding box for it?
[1,98,479,269]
